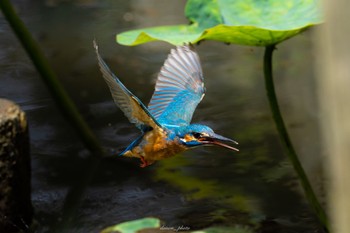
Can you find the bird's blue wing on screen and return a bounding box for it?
[148,45,205,127]
[94,41,162,132]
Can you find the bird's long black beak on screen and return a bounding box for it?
[199,134,239,151]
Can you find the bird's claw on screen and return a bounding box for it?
[139,156,149,168]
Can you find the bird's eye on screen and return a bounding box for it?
[193,132,202,138]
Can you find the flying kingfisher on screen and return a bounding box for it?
[94,41,238,167]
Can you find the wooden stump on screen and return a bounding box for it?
[0,99,32,232]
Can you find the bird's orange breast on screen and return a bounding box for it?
[126,130,187,164]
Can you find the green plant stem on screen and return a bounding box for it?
[264,45,329,232]
[0,2,105,231]
[0,0,103,156]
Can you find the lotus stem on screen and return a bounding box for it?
[263,44,329,232]
[0,1,104,231]
[0,0,103,156]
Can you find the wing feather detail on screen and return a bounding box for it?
[148,45,205,126]
[94,41,162,131]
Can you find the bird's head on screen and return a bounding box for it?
[177,124,239,151]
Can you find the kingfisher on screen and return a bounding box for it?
[94,41,238,167]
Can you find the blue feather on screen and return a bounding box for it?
[94,40,162,132]
[148,45,205,127]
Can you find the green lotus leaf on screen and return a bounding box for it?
[117,0,322,46]
[117,24,203,46]
[100,217,160,233]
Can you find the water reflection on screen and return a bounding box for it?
[0,0,323,232]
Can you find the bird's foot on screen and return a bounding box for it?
[139,156,149,168]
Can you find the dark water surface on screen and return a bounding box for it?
[0,1,325,232]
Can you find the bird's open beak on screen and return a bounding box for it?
[199,134,239,151]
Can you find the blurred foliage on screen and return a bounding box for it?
[117,0,322,46]
[192,225,254,233]
[100,217,160,233]
[154,154,257,213]
[100,217,254,233]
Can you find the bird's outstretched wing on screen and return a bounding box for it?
[94,41,162,132]
[148,45,205,127]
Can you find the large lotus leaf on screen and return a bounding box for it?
[117,0,322,46]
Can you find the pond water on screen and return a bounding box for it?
[0,1,325,232]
